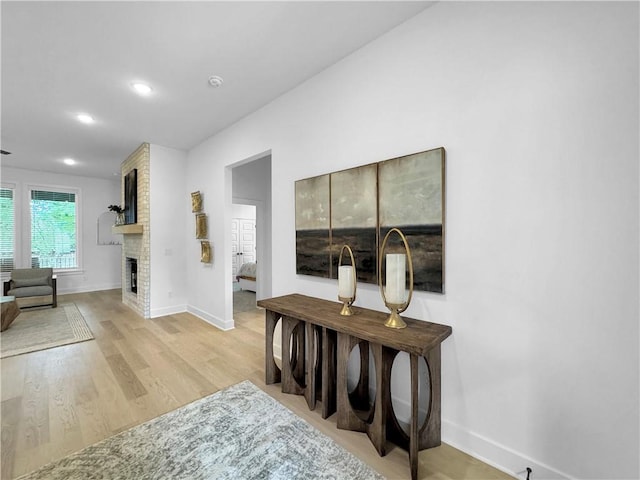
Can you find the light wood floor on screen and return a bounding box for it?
[1,289,513,480]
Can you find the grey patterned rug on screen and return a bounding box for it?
[0,303,93,358]
[18,380,385,480]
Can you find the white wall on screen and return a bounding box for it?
[1,166,122,293]
[149,144,188,317]
[186,3,639,478]
[232,204,256,220]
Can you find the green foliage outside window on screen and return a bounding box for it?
[31,190,77,269]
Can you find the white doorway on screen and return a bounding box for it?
[230,153,272,304]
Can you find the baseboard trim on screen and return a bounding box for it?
[150,304,187,318]
[442,419,572,480]
[187,305,234,331]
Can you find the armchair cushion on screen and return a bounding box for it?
[11,276,51,288]
[8,285,54,297]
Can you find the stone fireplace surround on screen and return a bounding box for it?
[120,143,150,318]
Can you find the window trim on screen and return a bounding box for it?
[26,183,82,273]
[0,182,17,277]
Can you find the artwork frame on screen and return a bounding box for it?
[295,174,331,278]
[191,191,202,213]
[294,147,446,294]
[330,163,378,283]
[378,147,445,293]
[195,213,208,239]
[124,168,137,225]
[200,241,212,263]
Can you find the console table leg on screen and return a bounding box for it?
[366,343,388,456]
[305,322,317,410]
[337,333,368,432]
[410,353,419,480]
[264,310,281,385]
[322,328,337,419]
[282,316,305,395]
[422,345,443,449]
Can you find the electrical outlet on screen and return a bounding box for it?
[515,467,533,480]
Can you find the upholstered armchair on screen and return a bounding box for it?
[3,268,57,308]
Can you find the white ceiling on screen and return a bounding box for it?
[1,1,431,179]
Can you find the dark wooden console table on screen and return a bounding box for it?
[258,293,452,480]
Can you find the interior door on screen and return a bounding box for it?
[240,219,256,264]
[231,217,256,282]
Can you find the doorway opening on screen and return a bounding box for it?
[232,203,257,315]
[230,152,272,321]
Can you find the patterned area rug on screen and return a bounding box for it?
[17,381,384,480]
[0,303,93,358]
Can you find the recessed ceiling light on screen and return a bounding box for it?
[63,158,76,165]
[132,82,153,96]
[76,113,94,124]
[208,75,224,88]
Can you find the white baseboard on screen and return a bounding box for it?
[150,304,187,318]
[442,419,572,480]
[187,304,235,331]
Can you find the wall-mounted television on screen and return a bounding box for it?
[124,168,137,225]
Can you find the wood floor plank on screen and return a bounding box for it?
[1,396,22,479]
[114,338,150,371]
[21,354,50,450]
[0,356,26,402]
[99,320,125,340]
[158,348,216,396]
[104,353,148,400]
[151,316,181,334]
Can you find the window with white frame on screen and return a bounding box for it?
[0,186,15,273]
[29,187,79,270]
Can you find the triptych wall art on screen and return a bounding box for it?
[192,191,212,263]
[295,147,445,293]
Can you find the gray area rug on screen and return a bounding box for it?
[0,303,93,358]
[234,289,257,313]
[18,380,384,480]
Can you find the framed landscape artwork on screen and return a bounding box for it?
[379,148,445,293]
[330,164,378,283]
[295,174,330,278]
[294,147,445,293]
